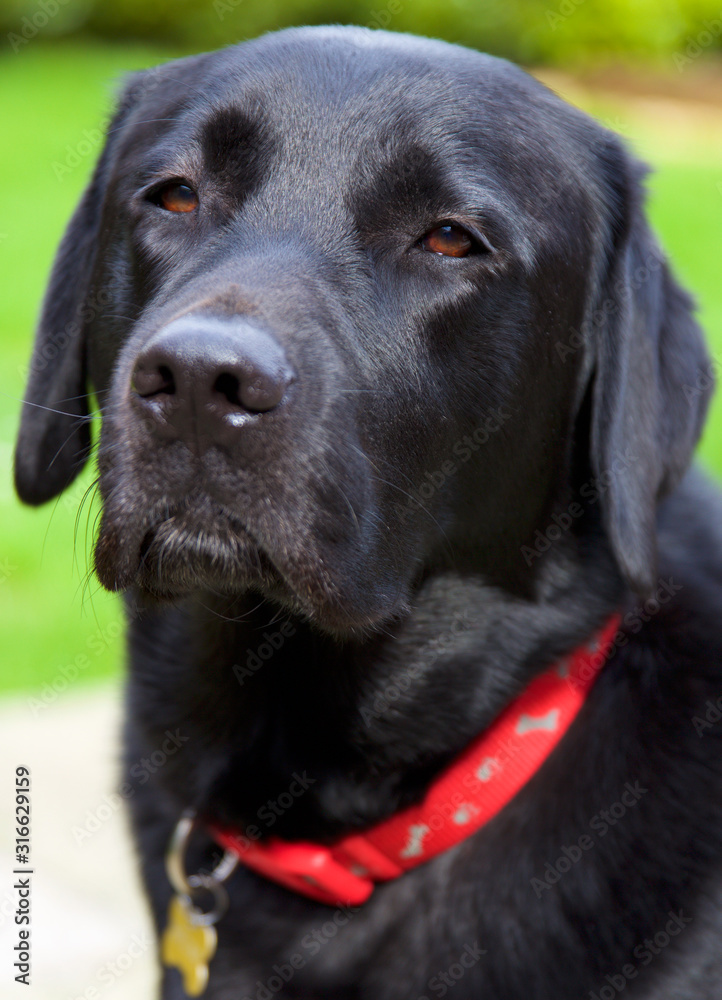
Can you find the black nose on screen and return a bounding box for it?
[131,316,295,448]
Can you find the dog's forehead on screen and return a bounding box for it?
[188,26,510,129]
[127,26,583,179]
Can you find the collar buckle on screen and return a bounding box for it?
[210,830,376,907]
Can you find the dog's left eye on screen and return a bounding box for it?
[419,224,475,258]
[151,182,199,213]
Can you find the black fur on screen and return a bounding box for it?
[15,26,722,999]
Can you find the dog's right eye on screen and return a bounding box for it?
[149,182,199,213]
[420,224,473,258]
[417,221,493,258]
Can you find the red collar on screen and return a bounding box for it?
[209,614,620,907]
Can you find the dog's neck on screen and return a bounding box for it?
[125,536,625,841]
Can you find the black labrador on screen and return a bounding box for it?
[14,25,722,1000]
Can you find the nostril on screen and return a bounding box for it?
[213,366,292,413]
[213,372,241,407]
[158,365,175,393]
[133,364,176,398]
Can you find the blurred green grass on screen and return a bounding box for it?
[0,43,178,697]
[1,41,721,695]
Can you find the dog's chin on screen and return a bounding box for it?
[135,522,283,601]
[93,500,404,635]
[94,502,285,600]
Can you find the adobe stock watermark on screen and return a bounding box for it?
[691,693,722,737]
[366,0,403,30]
[66,932,151,1000]
[7,0,72,52]
[682,348,719,405]
[211,772,317,856]
[588,910,692,1000]
[554,251,663,365]
[361,612,471,726]
[213,0,242,19]
[417,942,487,998]
[546,0,587,30]
[673,13,722,71]
[0,557,18,585]
[390,736,527,861]
[396,408,511,525]
[72,730,190,845]
[55,474,101,517]
[27,617,124,717]
[563,576,683,693]
[232,620,296,686]
[20,284,114,382]
[239,903,360,1000]
[530,780,648,897]
[520,446,638,567]
[597,115,631,137]
[52,119,110,182]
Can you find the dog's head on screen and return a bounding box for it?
[14,27,712,634]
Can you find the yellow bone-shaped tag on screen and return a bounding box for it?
[161,894,218,997]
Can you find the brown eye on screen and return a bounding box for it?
[420,224,473,258]
[156,182,198,213]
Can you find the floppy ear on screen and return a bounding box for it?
[14,80,141,505]
[589,139,713,596]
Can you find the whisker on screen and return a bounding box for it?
[2,392,96,420]
[46,420,93,473]
[347,443,452,551]
[105,117,177,136]
[73,478,100,578]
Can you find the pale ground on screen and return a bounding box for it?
[0,682,157,999]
